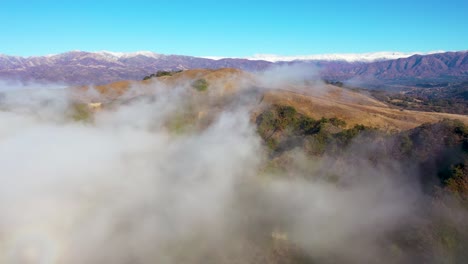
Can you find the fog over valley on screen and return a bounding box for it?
[0,67,467,263]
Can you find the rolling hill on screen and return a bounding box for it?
[72,68,468,131]
[2,67,468,263]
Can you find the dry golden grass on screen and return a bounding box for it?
[153,68,253,96]
[71,68,468,131]
[262,86,468,131]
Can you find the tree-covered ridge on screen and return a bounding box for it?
[255,106,468,262]
[257,105,468,198]
[143,70,183,80]
[257,105,377,155]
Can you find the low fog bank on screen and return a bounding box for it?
[256,64,323,88]
[0,69,466,264]
[0,80,67,92]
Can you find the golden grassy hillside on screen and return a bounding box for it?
[72,68,468,131]
[261,86,468,131]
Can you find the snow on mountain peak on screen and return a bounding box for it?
[38,51,162,60]
[96,51,161,59]
[244,51,445,62]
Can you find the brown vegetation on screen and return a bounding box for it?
[70,68,468,132]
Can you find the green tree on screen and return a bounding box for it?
[192,78,209,91]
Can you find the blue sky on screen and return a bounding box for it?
[1,0,467,57]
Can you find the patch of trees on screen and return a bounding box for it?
[325,79,468,115]
[257,106,468,260]
[192,78,209,92]
[256,105,376,155]
[323,79,344,87]
[403,119,468,196]
[256,105,468,198]
[388,120,468,261]
[369,82,468,115]
[70,103,92,122]
[143,70,183,80]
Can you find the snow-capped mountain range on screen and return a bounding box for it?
[1,50,446,63]
[0,50,466,86]
[206,51,445,62]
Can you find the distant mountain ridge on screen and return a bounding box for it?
[0,51,271,85]
[207,51,444,62]
[0,51,466,86]
[319,51,468,85]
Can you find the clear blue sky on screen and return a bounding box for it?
[1,0,467,57]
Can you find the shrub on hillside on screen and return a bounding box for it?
[143,70,183,80]
[192,78,209,92]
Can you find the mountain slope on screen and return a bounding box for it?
[240,51,443,62]
[0,51,466,86]
[320,51,468,84]
[0,51,270,85]
[72,68,468,131]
